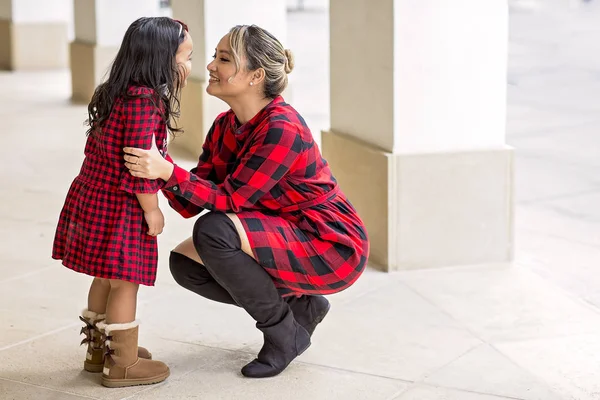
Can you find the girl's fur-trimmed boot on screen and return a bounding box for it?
[80,309,152,373]
[98,321,169,388]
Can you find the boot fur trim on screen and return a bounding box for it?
[81,309,106,322]
[102,320,140,335]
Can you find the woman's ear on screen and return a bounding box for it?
[252,68,266,85]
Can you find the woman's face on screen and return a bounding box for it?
[175,31,194,88]
[206,34,254,100]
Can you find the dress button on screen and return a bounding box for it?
[172,186,178,191]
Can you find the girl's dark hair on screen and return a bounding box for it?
[86,17,189,139]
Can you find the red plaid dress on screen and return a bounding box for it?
[52,87,168,286]
[162,96,369,296]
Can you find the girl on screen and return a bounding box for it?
[52,17,193,388]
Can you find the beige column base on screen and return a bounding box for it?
[322,130,514,272]
[0,19,68,70]
[70,41,118,104]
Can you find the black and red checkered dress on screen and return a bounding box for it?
[52,87,168,286]
[162,96,369,296]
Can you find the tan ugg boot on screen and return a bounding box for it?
[80,310,153,373]
[99,321,170,388]
[80,310,106,373]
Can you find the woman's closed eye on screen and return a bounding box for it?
[211,53,229,62]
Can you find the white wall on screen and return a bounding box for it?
[11,0,71,23]
[74,0,162,46]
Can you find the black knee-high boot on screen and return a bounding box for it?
[170,251,330,337]
[169,252,238,306]
[193,212,311,378]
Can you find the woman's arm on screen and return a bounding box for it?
[160,121,302,213]
[125,121,302,213]
[124,123,219,218]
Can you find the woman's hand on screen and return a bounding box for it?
[144,208,165,236]
[124,134,174,181]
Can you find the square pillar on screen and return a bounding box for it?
[0,0,70,70]
[324,0,514,271]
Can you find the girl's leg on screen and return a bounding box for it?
[81,278,111,373]
[81,277,154,373]
[98,278,169,388]
[87,277,111,314]
[105,279,139,324]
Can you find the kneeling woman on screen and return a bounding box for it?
[124,24,369,378]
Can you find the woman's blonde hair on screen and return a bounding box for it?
[228,25,294,98]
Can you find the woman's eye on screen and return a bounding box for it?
[220,58,229,62]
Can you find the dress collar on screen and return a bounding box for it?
[231,96,285,138]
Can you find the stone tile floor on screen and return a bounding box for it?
[2,1,600,399]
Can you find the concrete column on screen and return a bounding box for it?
[0,0,71,70]
[70,0,162,103]
[170,0,287,158]
[323,0,514,271]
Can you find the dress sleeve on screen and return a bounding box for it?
[119,96,165,194]
[162,123,217,218]
[162,121,303,213]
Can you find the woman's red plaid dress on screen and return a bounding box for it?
[162,96,370,296]
[52,87,168,286]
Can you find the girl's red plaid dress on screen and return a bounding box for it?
[52,87,168,286]
[162,96,370,296]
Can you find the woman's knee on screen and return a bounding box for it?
[193,212,240,257]
[172,237,203,265]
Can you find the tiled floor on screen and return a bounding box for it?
[2,1,600,399]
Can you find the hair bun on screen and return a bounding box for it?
[284,49,295,74]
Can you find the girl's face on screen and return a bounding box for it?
[206,34,254,100]
[175,31,193,88]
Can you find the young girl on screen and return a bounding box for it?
[52,17,193,388]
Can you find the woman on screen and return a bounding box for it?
[124,24,369,378]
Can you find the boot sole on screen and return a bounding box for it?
[242,328,313,379]
[84,354,153,374]
[83,361,103,373]
[101,370,170,388]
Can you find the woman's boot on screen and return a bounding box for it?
[194,212,312,378]
[285,295,330,337]
[98,321,169,388]
[80,310,152,373]
[241,308,311,378]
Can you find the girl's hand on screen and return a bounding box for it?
[124,134,174,181]
[144,208,165,236]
